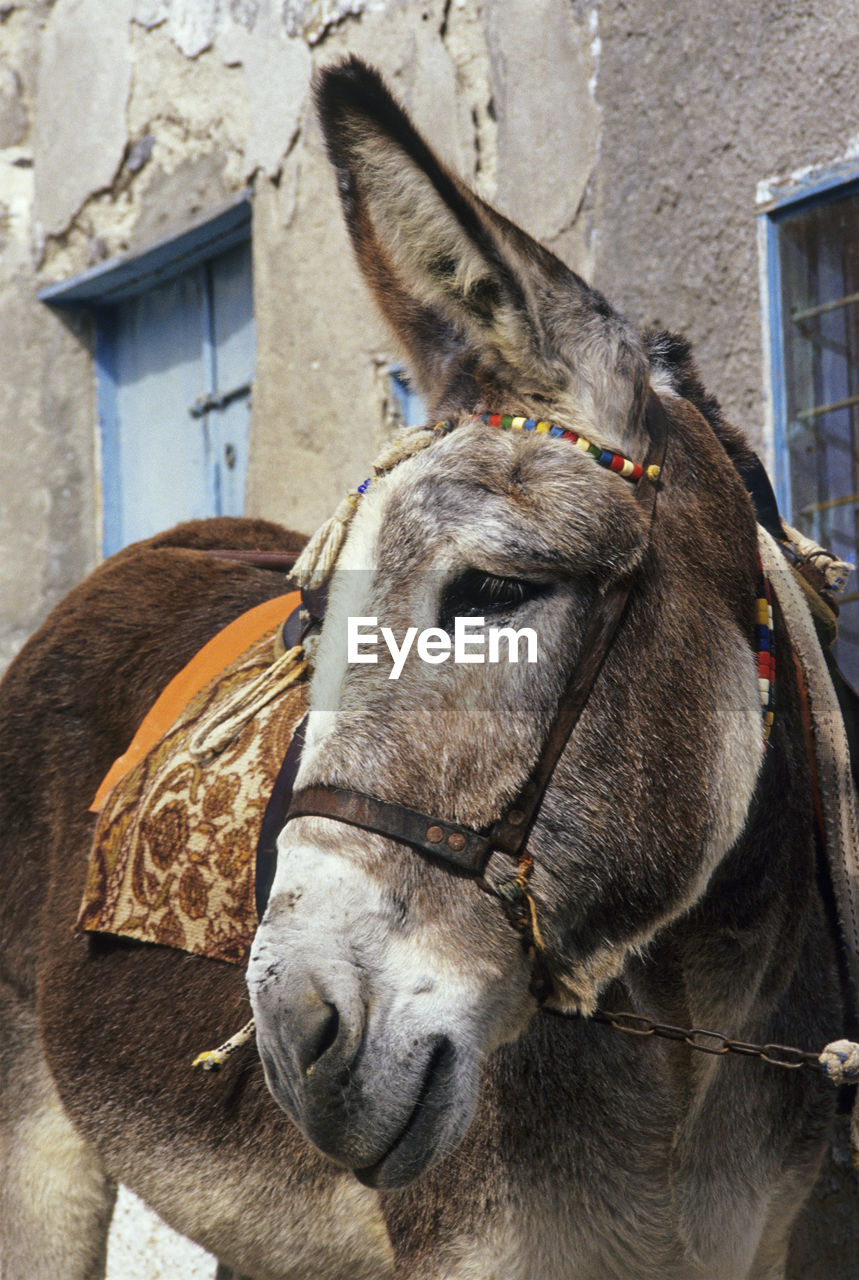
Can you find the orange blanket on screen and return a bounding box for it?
[78,593,307,964]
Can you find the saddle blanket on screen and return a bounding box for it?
[77,593,306,965]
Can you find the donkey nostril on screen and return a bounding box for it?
[301,1000,341,1076]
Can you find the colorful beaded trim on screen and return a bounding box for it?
[755,550,776,744]
[348,411,659,504]
[472,412,660,483]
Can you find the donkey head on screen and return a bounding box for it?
[247,58,764,1189]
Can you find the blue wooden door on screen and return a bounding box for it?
[101,240,254,554]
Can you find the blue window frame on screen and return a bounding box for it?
[41,199,254,556]
[389,365,427,427]
[762,167,859,685]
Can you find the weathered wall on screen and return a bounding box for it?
[0,0,605,665]
[0,2,98,669]
[0,0,315,668]
[246,0,604,533]
[0,0,608,672]
[4,0,859,651]
[591,0,859,452]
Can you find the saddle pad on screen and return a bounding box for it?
[78,601,307,965]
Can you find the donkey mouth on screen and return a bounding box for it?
[354,1035,466,1189]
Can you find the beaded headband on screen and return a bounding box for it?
[292,411,657,591]
[473,413,661,483]
[354,411,659,500]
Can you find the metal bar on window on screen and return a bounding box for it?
[796,393,859,422]
[792,331,850,359]
[800,490,859,516]
[837,591,859,605]
[791,289,859,324]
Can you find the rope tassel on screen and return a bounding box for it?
[188,645,306,760]
[193,1018,256,1072]
[819,1038,859,1086]
[290,424,449,590]
[290,494,362,590]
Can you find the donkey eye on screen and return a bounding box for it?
[440,569,549,629]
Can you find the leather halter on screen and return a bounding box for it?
[283,392,669,881]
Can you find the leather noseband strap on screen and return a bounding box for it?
[286,785,494,874]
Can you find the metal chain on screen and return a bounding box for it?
[592,1009,823,1072]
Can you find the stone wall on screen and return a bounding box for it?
[7,0,855,657]
[4,0,859,667]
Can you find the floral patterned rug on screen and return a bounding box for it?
[78,599,306,965]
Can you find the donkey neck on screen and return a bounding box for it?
[654,638,838,1045]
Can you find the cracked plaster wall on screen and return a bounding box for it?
[1,0,858,1270]
[3,1,859,644]
[0,0,610,673]
[244,0,607,530]
[590,0,859,466]
[0,0,605,668]
[0,2,98,670]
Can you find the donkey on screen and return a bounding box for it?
[0,56,851,1280]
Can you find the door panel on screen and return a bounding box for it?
[100,240,255,555]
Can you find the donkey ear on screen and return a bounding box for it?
[315,57,647,436]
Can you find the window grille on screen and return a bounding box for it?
[766,175,859,687]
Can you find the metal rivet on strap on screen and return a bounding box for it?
[426,825,444,843]
[447,833,466,853]
[507,809,526,826]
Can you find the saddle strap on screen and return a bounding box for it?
[203,549,303,571]
[758,527,859,1012]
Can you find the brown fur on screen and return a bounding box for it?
[0,59,851,1280]
[0,520,393,1279]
